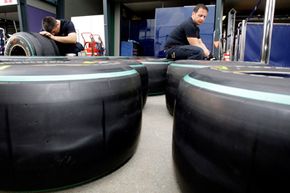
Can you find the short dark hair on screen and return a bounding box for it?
[193,4,208,13]
[42,16,57,32]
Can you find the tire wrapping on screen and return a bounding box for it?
[173,65,290,193]
[0,64,142,191]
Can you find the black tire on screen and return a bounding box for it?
[4,32,60,56]
[0,57,149,108]
[173,65,290,193]
[141,59,171,95]
[0,64,142,191]
[166,60,264,115]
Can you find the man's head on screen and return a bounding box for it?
[192,4,208,25]
[42,16,60,35]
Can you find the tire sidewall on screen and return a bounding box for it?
[4,33,35,56]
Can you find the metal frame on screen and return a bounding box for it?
[261,0,276,64]
[238,20,247,61]
[233,22,241,61]
[213,0,223,60]
[103,0,109,56]
[17,0,27,32]
[226,8,236,61]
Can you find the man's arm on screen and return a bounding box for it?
[187,37,210,57]
[39,31,77,44]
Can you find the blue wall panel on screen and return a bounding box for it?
[121,41,133,56]
[120,18,155,56]
[27,5,55,32]
[245,23,290,67]
[130,19,155,56]
[154,5,215,57]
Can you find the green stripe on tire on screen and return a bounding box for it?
[0,69,138,82]
[184,74,290,106]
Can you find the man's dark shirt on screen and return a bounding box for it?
[56,19,77,55]
[164,17,200,49]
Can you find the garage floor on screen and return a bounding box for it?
[0,95,181,193]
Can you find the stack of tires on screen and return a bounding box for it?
[173,65,290,193]
[0,62,143,192]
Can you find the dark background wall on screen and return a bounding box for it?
[64,0,103,18]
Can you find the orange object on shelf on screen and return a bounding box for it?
[81,32,96,56]
[92,34,105,56]
[81,32,105,56]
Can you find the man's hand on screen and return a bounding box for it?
[187,37,210,57]
[203,48,210,57]
[40,31,54,40]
